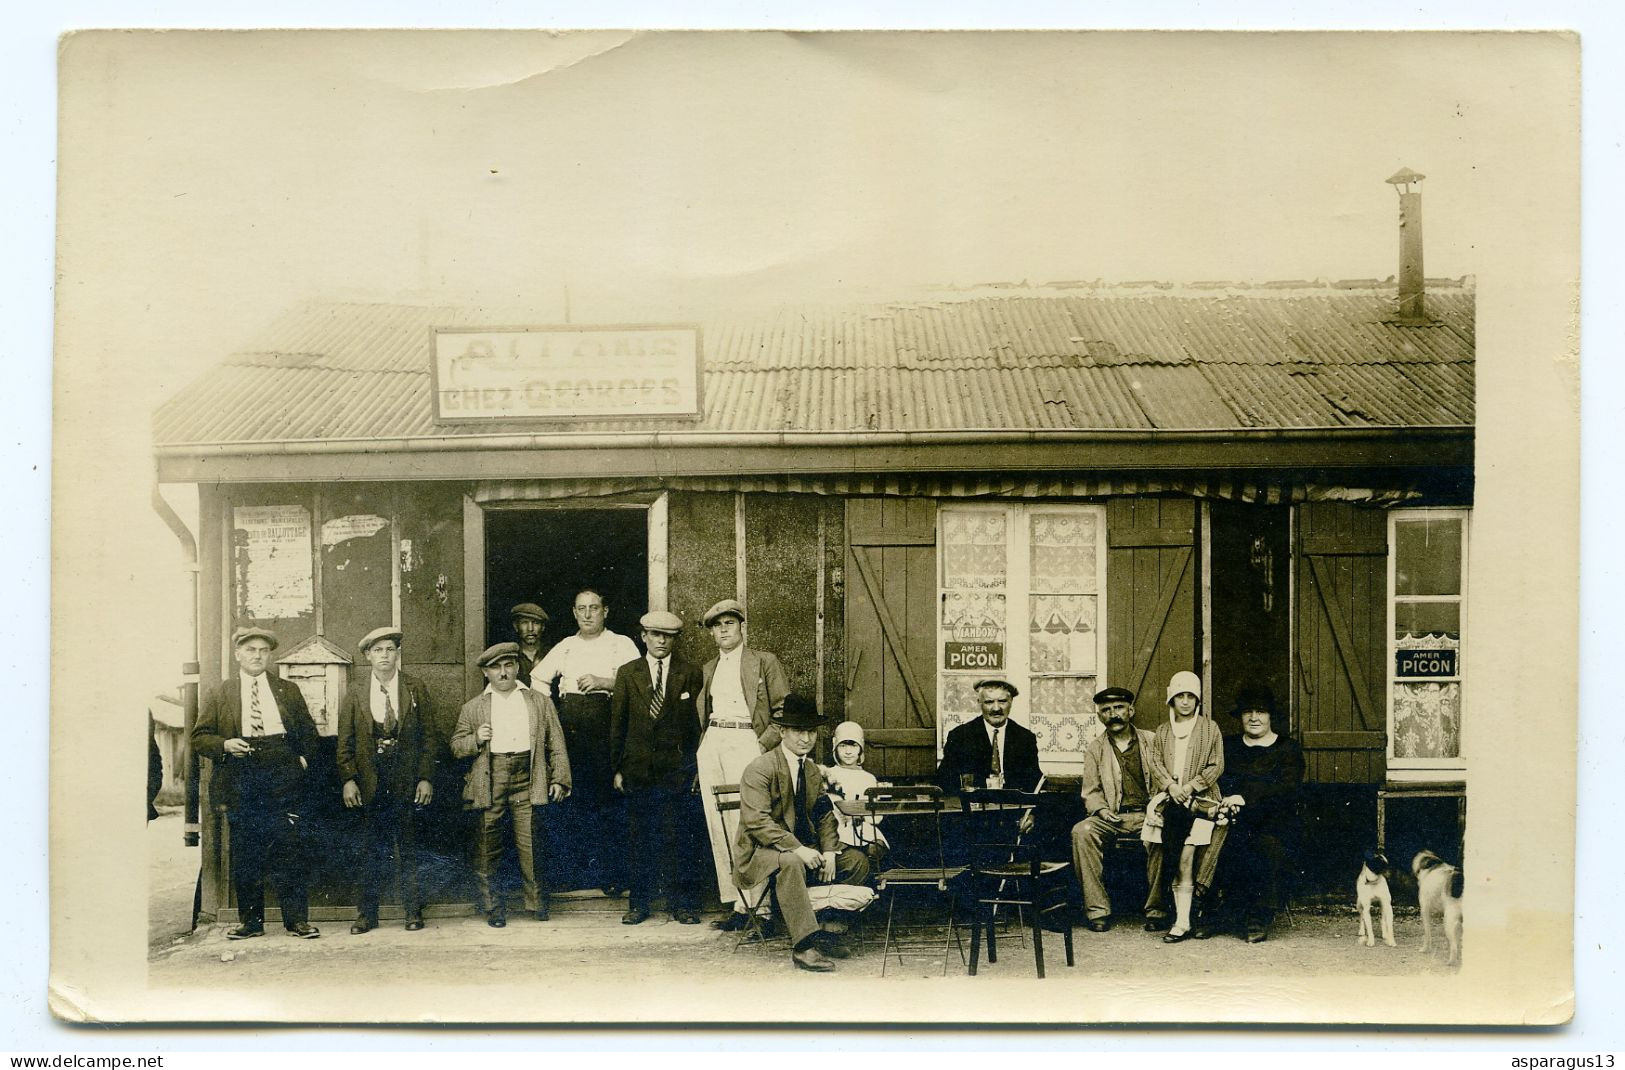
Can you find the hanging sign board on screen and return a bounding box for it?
[432,325,702,422]
[1395,648,1458,678]
[945,641,1005,671]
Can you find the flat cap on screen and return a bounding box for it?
[771,693,825,730]
[476,641,522,668]
[974,678,1020,698]
[1093,685,1135,706]
[639,610,684,634]
[509,602,549,624]
[232,626,279,650]
[702,599,747,627]
[358,626,404,653]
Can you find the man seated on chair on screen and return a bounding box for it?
[1069,685,1168,933]
[732,694,870,972]
[934,679,1042,796]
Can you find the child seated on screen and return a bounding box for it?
[821,721,889,871]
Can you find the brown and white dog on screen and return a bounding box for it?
[1356,850,1396,947]
[1412,849,1464,965]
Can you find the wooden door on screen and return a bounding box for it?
[844,497,937,779]
[1106,498,1198,731]
[1294,501,1388,784]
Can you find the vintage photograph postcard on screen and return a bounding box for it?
[50,29,1578,1025]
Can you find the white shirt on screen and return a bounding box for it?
[780,744,808,794]
[239,671,286,737]
[645,654,670,698]
[711,645,750,721]
[485,682,532,752]
[1169,714,1197,783]
[534,630,640,695]
[369,672,401,727]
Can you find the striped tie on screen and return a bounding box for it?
[991,727,1002,777]
[248,679,264,737]
[648,659,665,720]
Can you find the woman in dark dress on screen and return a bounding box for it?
[1216,685,1305,943]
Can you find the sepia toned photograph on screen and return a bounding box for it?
[50,28,1579,1025]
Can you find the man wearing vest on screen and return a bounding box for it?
[336,626,439,934]
[191,626,321,940]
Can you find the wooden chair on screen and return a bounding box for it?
[712,783,779,952]
[959,788,1076,978]
[862,784,966,976]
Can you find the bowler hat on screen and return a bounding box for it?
[1093,685,1135,706]
[1230,685,1277,718]
[358,626,404,653]
[702,599,746,627]
[639,610,684,634]
[509,603,549,624]
[973,678,1020,699]
[772,693,825,731]
[232,626,279,650]
[476,641,521,668]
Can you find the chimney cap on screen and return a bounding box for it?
[1385,167,1427,185]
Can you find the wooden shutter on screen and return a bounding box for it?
[1295,501,1388,784]
[844,498,937,778]
[1107,499,1198,730]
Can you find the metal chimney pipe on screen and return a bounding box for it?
[1387,168,1427,323]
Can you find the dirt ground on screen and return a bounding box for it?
[149,811,1463,991]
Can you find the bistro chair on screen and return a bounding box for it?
[958,788,1076,979]
[712,783,779,953]
[861,784,966,976]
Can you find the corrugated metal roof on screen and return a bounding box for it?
[153,285,1474,446]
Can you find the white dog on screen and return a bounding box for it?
[1356,850,1395,947]
[1412,849,1464,965]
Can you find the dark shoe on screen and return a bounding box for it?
[820,915,851,935]
[1162,928,1191,944]
[404,917,425,932]
[226,924,264,941]
[535,905,551,922]
[488,907,507,929]
[1246,927,1268,943]
[673,909,702,925]
[602,885,624,898]
[712,912,750,932]
[349,917,376,935]
[816,934,851,959]
[792,945,836,972]
[286,922,321,939]
[1039,908,1073,934]
[1084,917,1112,933]
[622,906,651,925]
[1143,915,1172,932]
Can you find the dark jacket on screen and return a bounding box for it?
[1219,733,1305,842]
[192,671,320,812]
[935,716,1042,795]
[609,654,703,790]
[336,670,439,805]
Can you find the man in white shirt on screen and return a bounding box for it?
[451,642,572,926]
[191,627,321,940]
[529,587,640,895]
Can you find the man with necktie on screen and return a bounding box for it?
[192,626,321,940]
[732,694,869,972]
[336,626,440,934]
[934,678,1043,796]
[609,611,704,925]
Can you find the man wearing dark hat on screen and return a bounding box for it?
[508,603,550,687]
[336,626,440,934]
[1069,685,1167,933]
[1213,685,1304,942]
[733,694,868,972]
[695,597,792,930]
[934,678,1042,796]
[609,611,705,925]
[192,627,322,940]
[451,642,572,926]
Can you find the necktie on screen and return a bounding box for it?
[248,679,264,736]
[991,727,1002,777]
[794,760,815,844]
[648,659,665,720]
[381,682,398,734]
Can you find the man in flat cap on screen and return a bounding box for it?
[935,678,1042,796]
[336,626,440,934]
[1069,685,1167,933]
[529,587,640,895]
[609,610,704,925]
[733,694,868,972]
[694,598,792,931]
[191,627,322,940]
[508,603,550,687]
[451,642,571,926]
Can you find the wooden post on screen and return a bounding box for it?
[462,494,485,698]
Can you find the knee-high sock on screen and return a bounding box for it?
[1172,882,1194,933]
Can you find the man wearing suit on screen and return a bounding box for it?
[609,611,704,925]
[693,598,792,931]
[1069,685,1167,933]
[336,626,439,934]
[934,678,1043,796]
[191,626,322,940]
[451,642,572,927]
[508,602,549,687]
[733,694,870,972]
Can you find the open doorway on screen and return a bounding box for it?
[1207,501,1292,737]
[484,507,650,657]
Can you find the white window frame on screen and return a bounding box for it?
[1385,507,1470,779]
[936,502,1109,772]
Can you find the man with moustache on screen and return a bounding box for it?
[732,695,868,972]
[609,611,705,925]
[934,679,1042,796]
[694,598,792,932]
[192,627,322,940]
[508,603,549,687]
[1069,686,1168,933]
[530,587,640,895]
[451,643,571,926]
[336,626,439,934]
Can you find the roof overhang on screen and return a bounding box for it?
[155,426,1474,485]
